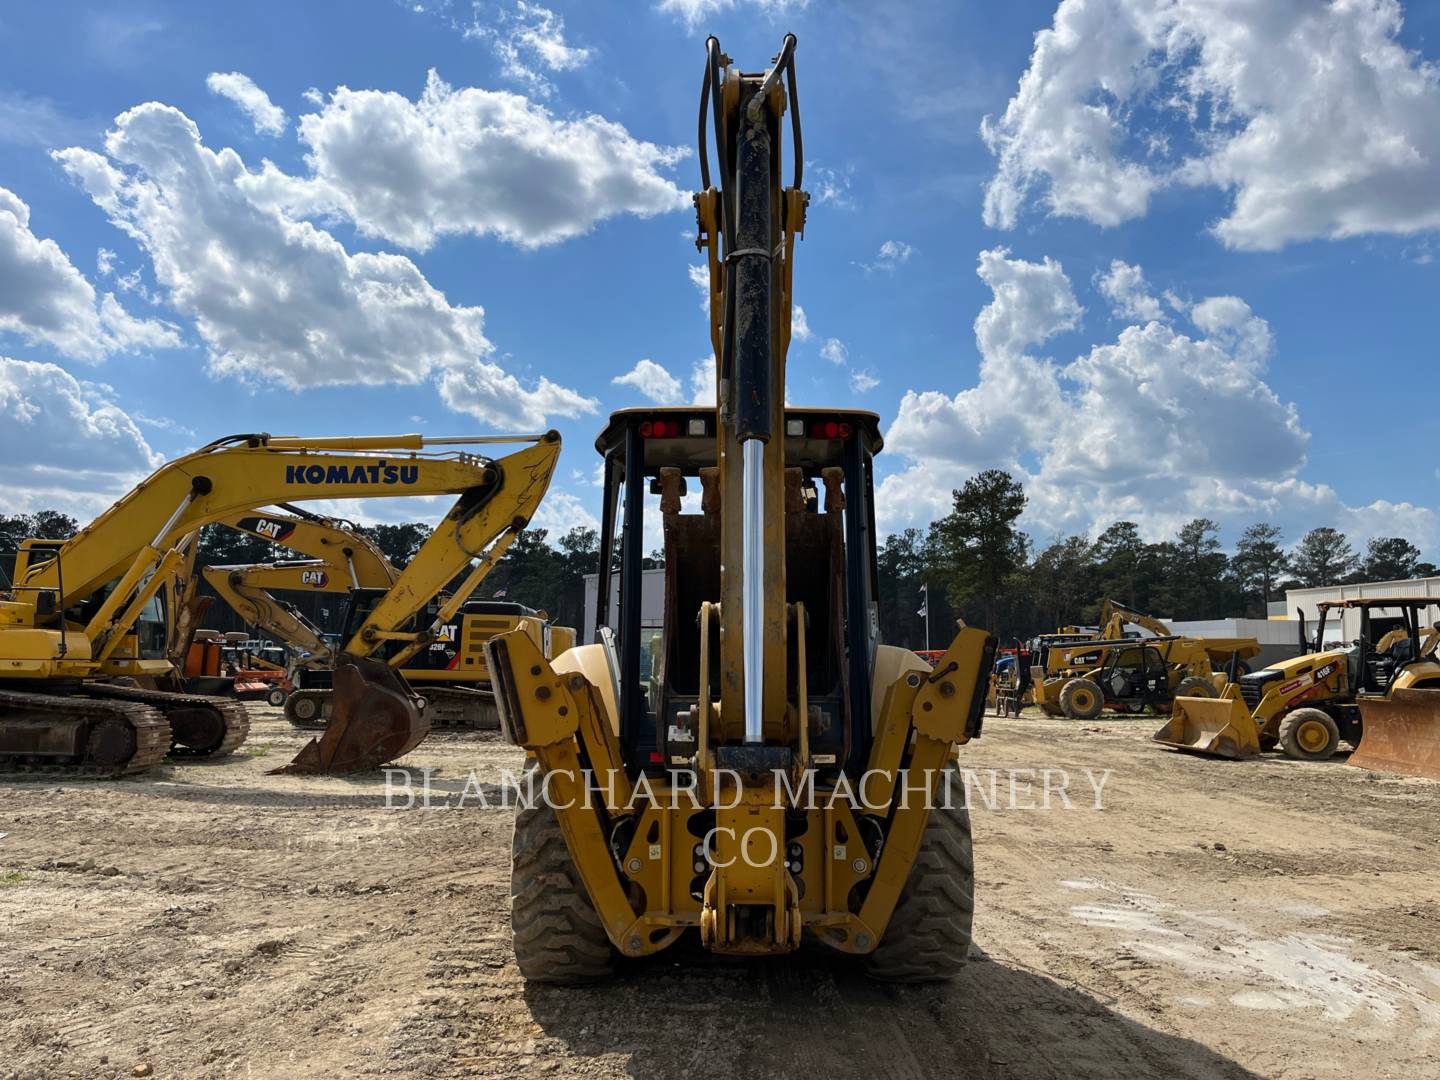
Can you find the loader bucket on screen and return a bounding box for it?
[1350,688,1440,780]
[1153,685,1260,760]
[271,654,428,774]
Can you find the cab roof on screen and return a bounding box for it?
[1316,597,1440,610]
[595,407,883,471]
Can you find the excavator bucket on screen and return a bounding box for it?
[1351,689,1440,780]
[1153,684,1260,760]
[271,654,428,774]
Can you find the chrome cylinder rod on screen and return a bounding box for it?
[742,438,765,743]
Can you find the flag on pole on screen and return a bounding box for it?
[917,582,928,618]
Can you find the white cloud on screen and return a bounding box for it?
[436,366,596,428]
[690,354,715,405]
[808,162,853,208]
[527,488,600,538]
[1095,259,1163,323]
[206,71,287,136]
[791,303,811,341]
[850,368,879,393]
[885,248,1077,485]
[0,356,161,517]
[820,337,848,365]
[0,185,178,361]
[657,0,809,30]
[877,247,1433,549]
[688,263,711,312]
[469,2,591,97]
[256,70,689,251]
[982,0,1440,250]
[860,239,914,273]
[54,101,593,426]
[612,358,683,404]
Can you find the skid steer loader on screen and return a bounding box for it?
[0,431,559,778]
[1156,597,1440,763]
[482,36,993,983]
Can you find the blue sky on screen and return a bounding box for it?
[3,0,1439,556]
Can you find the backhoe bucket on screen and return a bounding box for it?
[1153,684,1259,760]
[1351,689,1440,780]
[271,654,428,774]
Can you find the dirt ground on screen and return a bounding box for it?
[2,706,1438,1080]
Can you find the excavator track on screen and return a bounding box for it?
[284,685,498,731]
[82,684,251,758]
[420,686,501,730]
[0,689,172,778]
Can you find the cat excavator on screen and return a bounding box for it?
[184,507,571,730]
[0,430,560,777]
[482,36,993,983]
[199,506,399,670]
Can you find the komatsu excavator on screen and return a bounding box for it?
[0,431,559,778]
[483,36,993,983]
[186,507,571,730]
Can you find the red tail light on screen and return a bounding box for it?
[807,419,853,440]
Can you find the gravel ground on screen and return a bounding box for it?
[2,705,1437,1079]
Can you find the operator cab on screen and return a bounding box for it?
[594,406,883,775]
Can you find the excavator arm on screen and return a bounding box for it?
[192,508,401,668]
[201,562,339,665]
[338,441,556,668]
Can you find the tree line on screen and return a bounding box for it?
[878,470,1436,649]
[5,484,1434,651]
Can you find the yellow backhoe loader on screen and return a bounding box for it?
[481,36,993,983]
[1157,597,1440,763]
[0,430,559,778]
[1025,627,1105,716]
[1035,600,1258,719]
[187,507,572,730]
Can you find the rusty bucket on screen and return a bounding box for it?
[1351,688,1440,780]
[271,654,428,774]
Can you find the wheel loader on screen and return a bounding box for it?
[0,430,560,778]
[481,36,994,983]
[179,507,573,730]
[1156,597,1440,763]
[1035,600,1258,719]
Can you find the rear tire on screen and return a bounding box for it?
[866,772,974,982]
[266,688,287,708]
[1278,708,1341,761]
[1059,678,1104,720]
[1175,675,1217,699]
[511,764,614,984]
